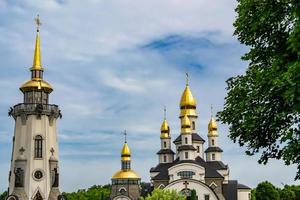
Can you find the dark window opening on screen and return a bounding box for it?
[34,135,43,158]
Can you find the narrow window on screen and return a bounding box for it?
[34,135,43,158]
[192,121,195,130]
[163,155,167,163]
[204,194,210,200]
[197,146,200,153]
[185,137,188,144]
[212,153,215,161]
[164,141,167,148]
[212,139,215,146]
[185,152,189,159]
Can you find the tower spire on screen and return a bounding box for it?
[32,14,43,71]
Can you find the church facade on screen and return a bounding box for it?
[150,81,251,200]
[6,16,62,200]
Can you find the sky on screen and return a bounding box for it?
[0,0,299,193]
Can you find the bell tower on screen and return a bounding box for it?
[6,15,62,200]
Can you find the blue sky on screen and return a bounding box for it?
[0,0,299,192]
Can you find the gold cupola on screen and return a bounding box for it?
[121,142,131,161]
[20,15,53,94]
[208,117,218,137]
[180,74,197,117]
[112,132,140,180]
[181,114,192,134]
[160,107,170,139]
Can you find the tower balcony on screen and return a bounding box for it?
[9,103,62,122]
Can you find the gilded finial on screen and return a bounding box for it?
[35,14,42,32]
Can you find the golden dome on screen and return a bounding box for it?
[112,169,140,179]
[181,114,191,134]
[208,117,218,137]
[180,86,197,109]
[20,79,53,93]
[160,119,170,139]
[121,142,131,161]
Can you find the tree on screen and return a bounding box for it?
[255,181,280,200]
[279,185,296,200]
[0,191,8,200]
[140,188,186,200]
[190,189,197,200]
[218,0,300,179]
[62,185,111,200]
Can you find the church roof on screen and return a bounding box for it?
[206,161,228,170]
[237,183,251,190]
[150,156,224,180]
[204,146,223,153]
[223,180,238,200]
[174,133,205,144]
[156,149,175,155]
[177,145,196,151]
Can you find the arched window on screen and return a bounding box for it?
[212,139,215,146]
[185,152,189,159]
[212,153,215,161]
[164,141,167,148]
[34,135,43,158]
[192,121,195,130]
[185,137,188,144]
[163,155,167,163]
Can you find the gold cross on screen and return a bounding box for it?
[164,106,167,119]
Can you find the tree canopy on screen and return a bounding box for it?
[140,188,186,200]
[62,185,111,200]
[250,181,300,200]
[218,0,300,179]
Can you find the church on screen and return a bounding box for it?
[5,17,251,200]
[149,81,251,200]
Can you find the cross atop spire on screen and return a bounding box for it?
[211,104,213,118]
[164,106,167,120]
[124,130,127,143]
[185,71,189,86]
[35,14,42,32]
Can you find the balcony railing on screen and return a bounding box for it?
[9,103,61,119]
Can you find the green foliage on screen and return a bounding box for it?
[62,185,111,200]
[250,189,256,200]
[190,189,197,200]
[255,181,280,200]
[218,0,300,179]
[0,191,8,200]
[279,185,296,200]
[140,188,186,200]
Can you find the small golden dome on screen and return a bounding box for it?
[20,79,53,93]
[208,118,218,137]
[181,114,191,134]
[121,142,131,161]
[160,119,170,139]
[180,86,197,109]
[112,169,140,179]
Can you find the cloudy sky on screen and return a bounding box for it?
[0,0,299,193]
